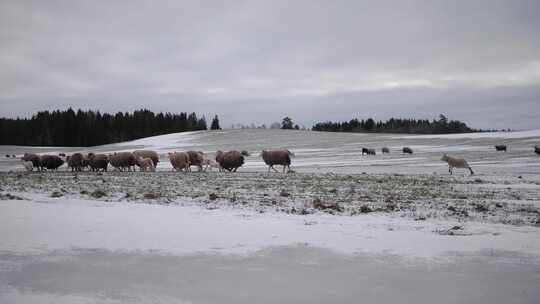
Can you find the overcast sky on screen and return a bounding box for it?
[1,0,539,129]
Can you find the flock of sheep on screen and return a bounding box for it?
[17,149,294,174]
[10,144,540,176]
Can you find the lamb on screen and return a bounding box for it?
[361,148,369,155]
[81,154,91,170]
[168,152,190,172]
[381,147,390,154]
[136,157,155,172]
[215,150,244,172]
[441,154,474,175]
[133,150,159,167]
[39,155,64,171]
[186,151,204,172]
[5,154,10,158]
[202,157,220,171]
[21,153,41,170]
[67,153,84,172]
[87,153,109,171]
[22,160,33,172]
[403,147,413,154]
[261,149,293,173]
[495,145,507,152]
[535,146,540,155]
[109,152,136,171]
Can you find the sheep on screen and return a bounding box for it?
[186,150,204,172]
[87,153,109,171]
[403,147,413,154]
[202,157,219,172]
[58,153,66,157]
[495,145,507,152]
[535,146,540,155]
[21,153,41,170]
[39,155,64,171]
[362,148,376,155]
[12,155,16,158]
[67,153,84,172]
[133,150,159,167]
[109,152,136,171]
[381,147,390,154]
[215,150,244,172]
[168,152,191,172]
[441,154,474,175]
[136,157,155,172]
[261,149,293,173]
[81,154,91,170]
[5,154,10,158]
[22,160,33,172]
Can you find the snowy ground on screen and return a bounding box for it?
[1,129,540,303]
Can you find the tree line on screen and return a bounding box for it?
[0,108,222,147]
[311,114,476,134]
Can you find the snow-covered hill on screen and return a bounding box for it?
[2,129,539,174]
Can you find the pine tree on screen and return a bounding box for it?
[210,115,221,130]
[281,117,294,129]
[0,109,217,146]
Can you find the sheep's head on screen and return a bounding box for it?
[441,154,449,161]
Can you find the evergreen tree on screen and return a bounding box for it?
[281,117,294,129]
[312,115,477,134]
[210,115,221,130]
[0,108,215,146]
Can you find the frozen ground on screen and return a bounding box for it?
[1,129,540,303]
[1,128,540,174]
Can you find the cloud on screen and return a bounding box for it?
[1,0,539,129]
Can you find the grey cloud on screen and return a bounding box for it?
[0,0,539,129]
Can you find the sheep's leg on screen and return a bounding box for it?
[469,167,474,175]
[449,167,453,175]
[271,165,279,173]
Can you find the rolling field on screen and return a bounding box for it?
[1,129,540,304]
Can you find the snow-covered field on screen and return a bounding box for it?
[1,129,540,303]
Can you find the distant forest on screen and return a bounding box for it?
[0,108,221,147]
[311,114,477,134]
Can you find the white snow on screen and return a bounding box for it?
[1,193,539,258]
[394,129,540,139]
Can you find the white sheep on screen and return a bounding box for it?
[202,158,220,172]
[22,160,33,172]
[136,157,155,172]
[441,154,474,175]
